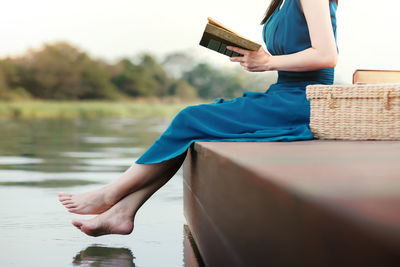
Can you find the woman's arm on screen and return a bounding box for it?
[228,0,338,72]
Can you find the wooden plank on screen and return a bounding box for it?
[183,140,400,267]
[183,225,205,267]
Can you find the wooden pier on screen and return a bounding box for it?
[183,141,400,267]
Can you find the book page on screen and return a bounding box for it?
[204,23,260,50]
[207,17,247,39]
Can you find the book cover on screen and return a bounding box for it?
[199,17,261,57]
[353,69,400,84]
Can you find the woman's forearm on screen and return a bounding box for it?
[266,47,338,72]
[227,45,337,73]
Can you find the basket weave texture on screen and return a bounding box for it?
[306,83,400,140]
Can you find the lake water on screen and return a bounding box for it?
[0,117,187,266]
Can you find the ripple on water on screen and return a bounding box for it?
[0,179,100,188]
[99,147,144,154]
[81,158,137,167]
[60,152,117,158]
[83,136,134,144]
[71,165,122,172]
[0,156,43,165]
[0,170,119,183]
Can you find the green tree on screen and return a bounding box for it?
[17,42,119,100]
[139,54,172,97]
[111,54,173,98]
[0,58,31,100]
[111,59,159,97]
[0,59,20,88]
[182,63,245,99]
[0,68,8,94]
[168,80,197,100]
[0,42,276,101]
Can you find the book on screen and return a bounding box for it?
[353,69,400,84]
[199,17,261,57]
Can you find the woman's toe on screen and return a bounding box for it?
[72,219,83,228]
[68,208,79,214]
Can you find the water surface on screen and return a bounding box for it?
[0,117,186,266]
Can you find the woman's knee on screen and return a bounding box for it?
[177,104,201,118]
[170,104,203,128]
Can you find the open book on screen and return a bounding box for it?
[199,17,261,57]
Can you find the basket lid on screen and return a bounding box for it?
[306,83,400,99]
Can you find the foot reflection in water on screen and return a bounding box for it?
[72,245,135,267]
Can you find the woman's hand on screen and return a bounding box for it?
[227,46,272,72]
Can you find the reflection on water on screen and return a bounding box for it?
[0,118,186,267]
[73,245,135,267]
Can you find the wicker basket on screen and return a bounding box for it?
[306,83,400,140]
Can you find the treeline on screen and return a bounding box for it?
[0,42,275,101]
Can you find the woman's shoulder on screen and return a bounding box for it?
[293,0,337,16]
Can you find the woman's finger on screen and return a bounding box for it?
[230,56,246,63]
[226,46,250,56]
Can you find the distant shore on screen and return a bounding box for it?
[0,99,203,119]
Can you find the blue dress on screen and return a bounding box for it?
[136,0,338,164]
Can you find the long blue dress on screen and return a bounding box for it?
[136,0,337,164]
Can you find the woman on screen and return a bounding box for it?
[59,0,338,236]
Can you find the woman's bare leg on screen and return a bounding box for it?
[71,171,172,237]
[58,152,186,214]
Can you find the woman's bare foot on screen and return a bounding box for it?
[58,186,118,215]
[71,170,171,237]
[71,204,134,237]
[59,155,186,215]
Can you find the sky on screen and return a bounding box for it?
[1,0,400,83]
